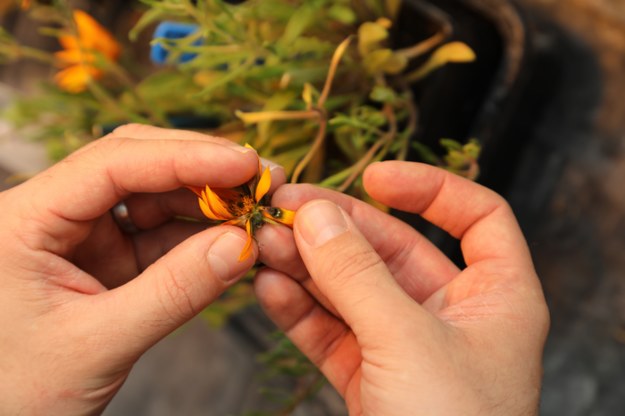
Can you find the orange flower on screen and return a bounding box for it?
[54,10,121,93]
[189,151,295,261]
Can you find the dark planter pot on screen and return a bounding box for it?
[387,0,536,263]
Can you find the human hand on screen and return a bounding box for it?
[255,161,549,415]
[0,125,283,415]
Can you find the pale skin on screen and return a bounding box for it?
[255,161,550,416]
[0,125,286,415]
[0,124,549,415]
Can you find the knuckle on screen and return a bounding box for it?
[154,264,197,324]
[111,123,147,138]
[319,242,384,287]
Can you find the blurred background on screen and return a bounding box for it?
[1,0,625,415]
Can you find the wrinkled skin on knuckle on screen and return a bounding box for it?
[314,238,384,291]
[154,264,197,325]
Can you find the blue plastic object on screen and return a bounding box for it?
[150,21,201,65]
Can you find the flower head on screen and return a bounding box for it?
[55,10,121,93]
[190,150,295,261]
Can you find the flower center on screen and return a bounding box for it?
[229,195,256,217]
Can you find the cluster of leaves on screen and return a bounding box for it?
[2,0,479,183]
[1,0,481,412]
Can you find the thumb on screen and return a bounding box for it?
[93,226,254,356]
[293,200,430,338]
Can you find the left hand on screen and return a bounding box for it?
[0,125,283,415]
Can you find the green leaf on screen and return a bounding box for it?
[129,7,165,41]
[369,85,397,103]
[439,138,463,151]
[277,2,317,50]
[328,4,357,24]
[357,21,388,56]
[412,141,440,165]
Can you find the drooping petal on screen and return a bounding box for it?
[198,197,223,221]
[238,219,255,261]
[204,185,235,220]
[255,166,271,202]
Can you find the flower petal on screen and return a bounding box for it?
[255,166,271,202]
[72,10,121,60]
[261,207,295,227]
[187,186,203,197]
[238,220,255,261]
[198,196,223,221]
[54,64,100,93]
[204,185,235,220]
[274,207,295,226]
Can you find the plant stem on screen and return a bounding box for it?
[396,30,446,60]
[337,104,397,192]
[318,36,352,108]
[290,36,352,183]
[291,117,327,183]
[277,372,326,416]
[397,91,419,161]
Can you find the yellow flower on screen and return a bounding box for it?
[189,152,295,261]
[54,10,121,93]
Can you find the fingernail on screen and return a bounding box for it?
[229,144,256,154]
[260,157,283,172]
[207,232,252,283]
[298,200,348,247]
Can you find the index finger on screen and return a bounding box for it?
[22,132,258,223]
[363,161,533,268]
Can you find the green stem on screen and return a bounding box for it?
[337,104,397,192]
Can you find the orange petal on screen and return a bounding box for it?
[58,35,80,52]
[55,48,95,66]
[187,185,203,197]
[238,220,255,261]
[72,10,121,59]
[54,64,100,93]
[198,197,223,221]
[274,207,295,226]
[255,166,271,202]
[204,185,235,220]
[261,207,295,227]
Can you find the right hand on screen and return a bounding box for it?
[256,161,549,415]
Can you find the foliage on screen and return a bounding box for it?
[0,0,481,412]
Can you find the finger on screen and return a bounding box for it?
[42,135,256,221]
[292,199,437,338]
[256,225,337,314]
[76,220,207,289]
[85,225,256,357]
[363,161,533,268]
[112,123,233,143]
[262,184,459,302]
[120,161,285,230]
[254,268,362,406]
[123,189,203,230]
[20,136,258,254]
